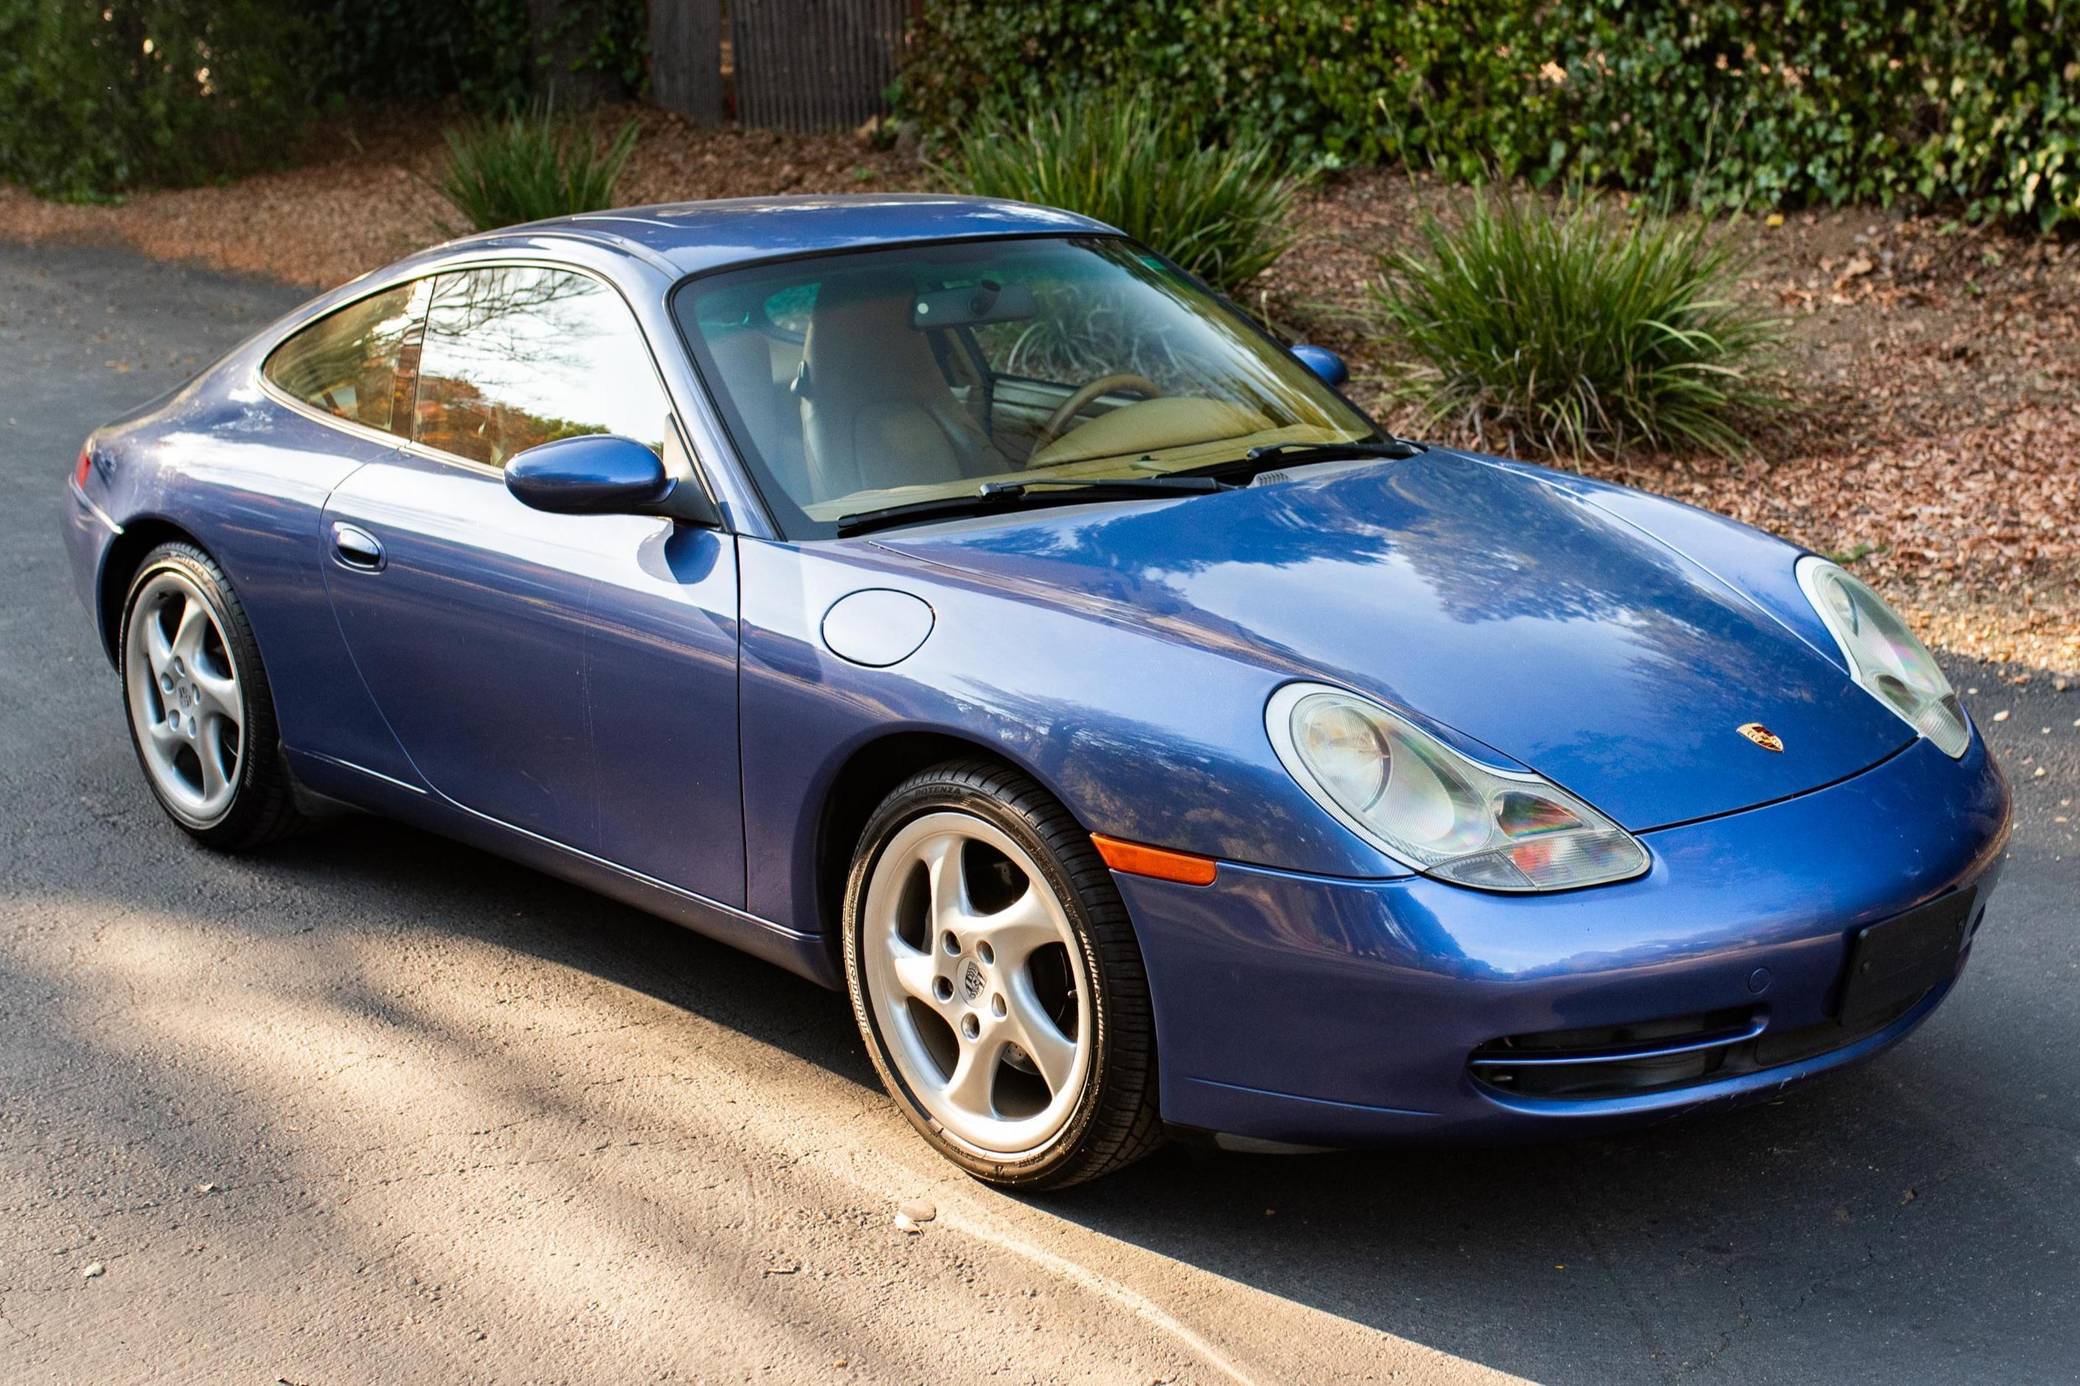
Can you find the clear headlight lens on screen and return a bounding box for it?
[1266,683,1650,892]
[1795,557,1968,758]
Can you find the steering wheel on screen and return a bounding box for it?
[1030,373,1164,454]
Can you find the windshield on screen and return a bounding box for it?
[671,236,1376,537]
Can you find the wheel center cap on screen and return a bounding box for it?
[960,958,985,1003]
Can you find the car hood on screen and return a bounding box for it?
[873,450,1912,831]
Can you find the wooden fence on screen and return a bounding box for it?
[649,0,909,132]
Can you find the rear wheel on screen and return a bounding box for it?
[843,759,1164,1188]
[118,542,303,850]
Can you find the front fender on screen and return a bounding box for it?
[735,536,1407,931]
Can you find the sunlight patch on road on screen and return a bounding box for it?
[11,897,1518,1384]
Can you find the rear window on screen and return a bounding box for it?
[262,282,425,435]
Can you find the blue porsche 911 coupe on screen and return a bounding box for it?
[63,195,2010,1187]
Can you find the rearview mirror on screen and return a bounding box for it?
[1290,344,1349,389]
[505,434,674,516]
[911,279,1037,329]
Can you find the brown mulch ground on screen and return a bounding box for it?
[4,104,2073,674]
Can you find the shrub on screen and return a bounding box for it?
[0,0,314,199]
[438,106,640,232]
[930,87,1306,293]
[899,1,2080,233]
[1366,193,1789,461]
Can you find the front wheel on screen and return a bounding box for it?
[843,759,1164,1188]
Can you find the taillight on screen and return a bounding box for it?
[73,443,92,489]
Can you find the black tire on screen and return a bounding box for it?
[842,758,1165,1188]
[117,541,304,851]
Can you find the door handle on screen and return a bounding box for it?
[331,522,385,571]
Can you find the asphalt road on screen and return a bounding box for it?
[3,240,2077,1386]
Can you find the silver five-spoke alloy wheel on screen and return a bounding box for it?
[124,569,244,827]
[861,811,1092,1156]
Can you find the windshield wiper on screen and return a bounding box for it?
[834,475,1223,538]
[1242,437,1426,464]
[834,494,1017,537]
[975,475,1228,498]
[1170,436,1426,488]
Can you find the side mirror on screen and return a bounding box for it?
[506,434,676,516]
[1290,344,1349,390]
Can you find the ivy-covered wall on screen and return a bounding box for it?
[898,1,2080,231]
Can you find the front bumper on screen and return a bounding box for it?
[1122,730,2010,1148]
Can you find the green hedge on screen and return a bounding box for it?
[0,0,645,200]
[899,1,2080,231]
[0,1,312,199]
[312,0,647,111]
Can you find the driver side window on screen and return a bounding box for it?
[413,266,670,469]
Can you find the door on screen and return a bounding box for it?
[249,277,431,786]
[320,264,746,906]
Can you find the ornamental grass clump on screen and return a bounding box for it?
[438,105,639,232]
[1367,192,1790,460]
[932,87,1305,293]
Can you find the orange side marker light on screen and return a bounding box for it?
[1090,833,1218,886]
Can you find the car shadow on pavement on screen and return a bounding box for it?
[0,817,976,1381]
[253,812,882,1085]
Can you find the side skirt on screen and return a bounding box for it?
[286,748,840,989]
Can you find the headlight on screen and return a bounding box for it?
[1265,683,1650,892]
[1795,556,1968,758]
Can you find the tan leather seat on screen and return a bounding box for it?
[707,328,811,502]
[797,276,1002,502]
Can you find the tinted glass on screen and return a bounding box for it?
[263,282,423,435]
[413,267,670,468]
[673,236,1373,538]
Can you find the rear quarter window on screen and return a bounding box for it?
[262,282,426,435]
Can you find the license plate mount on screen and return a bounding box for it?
[1837,889,1974,1030]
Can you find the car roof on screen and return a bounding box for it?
[461,194,1123,276]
